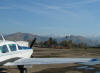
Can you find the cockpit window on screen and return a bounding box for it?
[18,45,23,50]
[8,44,17,51]
[1,45,9,53]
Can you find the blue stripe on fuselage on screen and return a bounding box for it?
[21,46,32,50]
[90,58,99,62]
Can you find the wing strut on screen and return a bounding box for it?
[1,34,5,41]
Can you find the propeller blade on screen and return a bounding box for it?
[29,38,36,48]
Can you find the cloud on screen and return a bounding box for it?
[29,2,78,17]
[30,0,100,15]
[0,0,99,17]
[0,6,12,10]
[73,0,100,5]
[64,0,100,8]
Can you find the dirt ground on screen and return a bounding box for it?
[1,48,100,73]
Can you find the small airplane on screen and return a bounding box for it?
[0,34,100,73]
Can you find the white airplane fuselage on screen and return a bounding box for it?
[0,40,99,67]
[0,41,33,63]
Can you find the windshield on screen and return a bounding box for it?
[0,45,9,53]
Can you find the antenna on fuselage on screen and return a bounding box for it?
[1,34,5,41]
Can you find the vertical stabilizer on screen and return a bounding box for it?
[1,34,5,41]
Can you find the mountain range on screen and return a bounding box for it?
[0,32,100,47]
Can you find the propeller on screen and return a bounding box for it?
[29,38,36,58]
[29,38,36,48]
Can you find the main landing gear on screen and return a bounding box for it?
[17,65,27,73]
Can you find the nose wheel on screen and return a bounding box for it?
[17,65,27,73]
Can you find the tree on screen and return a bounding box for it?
[43,37,57,48]
[60,40,68,47]
[38,41,44,48]
[67,40,73,49]
[78,42,85,48]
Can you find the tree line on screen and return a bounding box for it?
[32,37,88,49]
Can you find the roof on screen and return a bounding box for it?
[0,40,16,46]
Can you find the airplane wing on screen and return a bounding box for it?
[4,58,96,66]
[77,61,100,66]
[77,58,100,65]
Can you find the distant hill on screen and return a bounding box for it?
[0,32,100,46]
[2,32,49,42]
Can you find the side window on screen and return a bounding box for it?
[18,45,23,50]
[8,44,17,51]
[2,45,9,53]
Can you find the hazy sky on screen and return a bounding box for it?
[0,0,100,36]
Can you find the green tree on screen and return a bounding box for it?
[43,37,57,48]
[67,40,73,48]
[60,40,68,47]
[78,42,85,48]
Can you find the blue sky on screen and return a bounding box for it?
[0,0,100,37]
